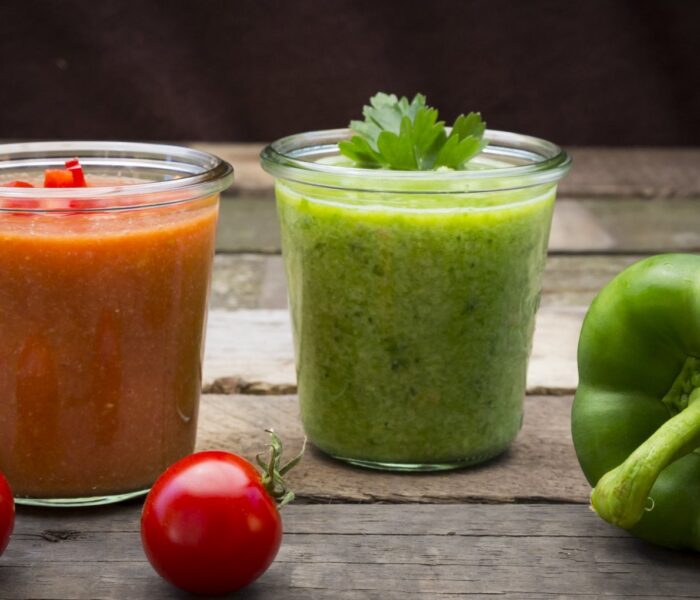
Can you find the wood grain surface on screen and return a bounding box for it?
[197,144,700,199]
[201,307,584,395]
[209,253,644,311]
[206,145,700,254]
[204,254,650,395]
[215,196,700,254]
[195,394,588,504]
[5,503,700,599]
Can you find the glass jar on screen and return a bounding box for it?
[0,142,233,505]
[261,129,570,471]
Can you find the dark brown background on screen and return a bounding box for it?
[0,0,697,145]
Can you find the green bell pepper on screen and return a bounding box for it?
[572,253,700,550]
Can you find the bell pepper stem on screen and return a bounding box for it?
[591,388,700,529]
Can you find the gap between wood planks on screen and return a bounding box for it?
[204,253,649,396]
[201,379,574,397]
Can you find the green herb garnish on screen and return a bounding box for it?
[338,92,487,171]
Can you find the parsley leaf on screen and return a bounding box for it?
[339,93,487,170]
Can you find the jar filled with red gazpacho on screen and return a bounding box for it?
[0,142,233,506]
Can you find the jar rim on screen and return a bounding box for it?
[0,141,234,200]
[261,128,571,193]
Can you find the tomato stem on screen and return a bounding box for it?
[256,429,306,508]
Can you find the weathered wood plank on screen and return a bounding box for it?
[209,254,269,310]
[561,147,700,199]
[202,145,700,253]
[194,143,700,200]
[527,307,583,395]
[205,254,649,394]
[210,253,643,311]
[548,199,617,251]
[215,196,700,254]
[192,142,268,195]
[203,306,583,394]
[5,503,700,599]
[216,195,281,254]
[540,254,641,308]
[204,309,296,390]
[195,394,588,503]
[564,197,700,254]
[258,252,287,309]
[10,504,618,537]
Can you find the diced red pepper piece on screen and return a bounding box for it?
[2,180,34,188]
[64,157,87,187]
[44,169,75,188]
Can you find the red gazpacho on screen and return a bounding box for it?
[0,149,232,504]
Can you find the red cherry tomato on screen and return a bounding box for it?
[0,472,15,557]
[141,451,283,595]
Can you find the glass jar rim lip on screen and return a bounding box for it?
[0,141,234,198]
[261,128,571,192]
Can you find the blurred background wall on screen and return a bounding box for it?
[0,0,697,145]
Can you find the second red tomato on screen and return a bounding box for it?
[0,472,14,557]
[141,451,282,595]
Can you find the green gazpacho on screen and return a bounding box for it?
[261,93,570,469]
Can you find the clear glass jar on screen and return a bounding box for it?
[261,129,570,471]
[0,142,233,505]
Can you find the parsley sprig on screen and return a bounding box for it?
[338,93,487,170]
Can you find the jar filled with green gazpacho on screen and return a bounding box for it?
[261,94,570,471]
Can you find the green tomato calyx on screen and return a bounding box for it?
[256,429,307,508]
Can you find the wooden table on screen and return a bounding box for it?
[3,147,700,599]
